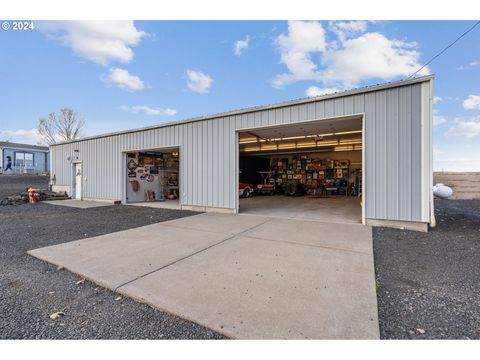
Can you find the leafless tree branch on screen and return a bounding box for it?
[38,109,84,145]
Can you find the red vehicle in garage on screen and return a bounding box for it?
[239,183,254,198]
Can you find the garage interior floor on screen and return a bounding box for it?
[28,212,378,339]
[239,195,362,224]
[129,199,181,210]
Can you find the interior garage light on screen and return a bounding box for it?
[316,140,339,146]
[239,129,362,144]
[277,143,297,149]
[333,130,362,136]
[337,141,362,146]
[241,139,363,152]
[296,141,317,148]
[339,138,362,144]
[261,144,278,151]
[334,145,354,152]
[244,146,261,152]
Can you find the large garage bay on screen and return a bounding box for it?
[238,115,363,224]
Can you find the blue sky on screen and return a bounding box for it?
[0,20,479,171]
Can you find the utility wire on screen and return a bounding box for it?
[408,20,480,79]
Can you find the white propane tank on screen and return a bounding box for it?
[433,183,453,199]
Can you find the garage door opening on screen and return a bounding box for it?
[237,116,363,224]
[125,148,180,209]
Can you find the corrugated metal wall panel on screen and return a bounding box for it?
[386,88,399,220]
[364,92,376,218]
[398,86,410,219]
[344,96,354,115]
[375,91,387,217]
[410,84,422,220]
[51,81,429,221]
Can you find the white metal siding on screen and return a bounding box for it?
[51,80,431,222]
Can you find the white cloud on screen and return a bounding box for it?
[321,33,428,87]
[273,21,428,89]
[446,117,480,138]
[106,68,144,91]
[273,21,327,88]
[305,86,341,97]
[330,21,368,41]
[433,109,447,127]
[0,128,45,145]
[433,96,443,104]
[234,35,250,56]
[463,94,480,110]
[120,105,176,116]
[38,21,146,66]
[457,60,480,70]
[186,69,213,94]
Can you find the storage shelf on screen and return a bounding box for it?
[159,169,179,173]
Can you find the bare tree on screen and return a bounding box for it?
[38,108,84,145]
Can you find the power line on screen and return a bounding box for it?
[408,20,480,79]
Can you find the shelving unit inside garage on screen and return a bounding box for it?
[126,150,179,203]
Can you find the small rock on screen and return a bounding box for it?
[49,311,65,320]
[416,328,426,334]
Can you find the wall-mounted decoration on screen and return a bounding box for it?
[127,158,138,171]
[128,171,136,178]
[140,173,154,182]
[130,180,140,192]
[167,173,178,186]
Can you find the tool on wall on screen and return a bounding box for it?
[130,180,140,192]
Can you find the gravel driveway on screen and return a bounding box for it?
[374,199,480,339]
[0,176,224,339]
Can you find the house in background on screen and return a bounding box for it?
[0,141,49,174]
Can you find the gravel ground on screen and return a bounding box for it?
[0,174,50,199]
[2,176,479,339]
[374,199,480,339]
[0,176,225,339]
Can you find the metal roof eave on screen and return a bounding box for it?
[51,74,434,147]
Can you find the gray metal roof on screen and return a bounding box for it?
[51,74,434,147]
[0,141,49,151]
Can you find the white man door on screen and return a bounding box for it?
[74,163,82,200]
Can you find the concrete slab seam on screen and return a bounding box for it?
[239,234,372,255]
[114,217,274,291]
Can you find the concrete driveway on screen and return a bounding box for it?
[28,213,379,339]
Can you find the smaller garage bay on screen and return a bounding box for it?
[125,148,181,209]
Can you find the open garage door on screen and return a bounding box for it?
[124,148,181,209]
[237,115,364,224]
